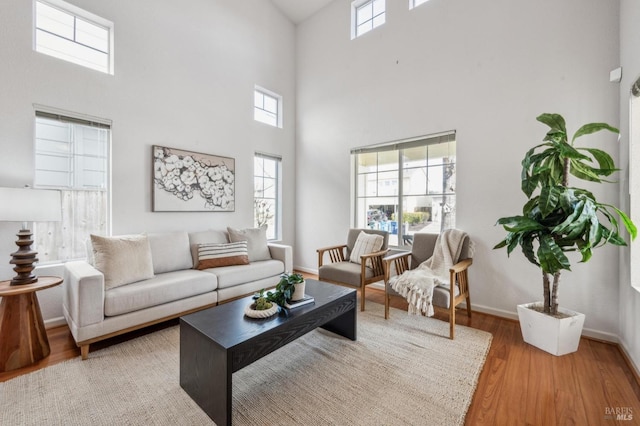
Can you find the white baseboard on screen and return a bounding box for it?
[618,340,640,384]
[294,268,625,346]
[45,316,66,329]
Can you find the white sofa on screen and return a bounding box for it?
[63,228,292,359]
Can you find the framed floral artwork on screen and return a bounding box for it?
[152,145,235,212]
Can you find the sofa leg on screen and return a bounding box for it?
[81,345,90,360]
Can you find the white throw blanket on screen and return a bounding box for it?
[390,229,469,316]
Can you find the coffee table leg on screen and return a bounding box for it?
[321,293,357,341]
[180,321,232,425]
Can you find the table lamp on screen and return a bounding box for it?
[0,187,61,285]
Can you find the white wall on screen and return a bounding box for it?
[0,0,296,323]
[296,0,623,339]
[618,0,640,374]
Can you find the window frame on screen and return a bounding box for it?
[33,106,111,263]
[254,86,283,128]
[351,132,456,247]
[351,0,386,39]
[34,0,114,75]
[253,152,282,241]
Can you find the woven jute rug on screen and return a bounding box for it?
[0,303,491,425]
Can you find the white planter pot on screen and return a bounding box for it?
[291,280,306,301]
[517,302,585,356]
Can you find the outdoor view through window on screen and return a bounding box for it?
[353,133,456,247]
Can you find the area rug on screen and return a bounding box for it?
[0,303,492,425]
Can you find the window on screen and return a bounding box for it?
[34,109,110,262]
[352,132,456,247]
[409,0,430,9]
[631,80,640,292]
[34,0,114,74]
[351,0,385,39]
[254,153,282,240]
[254,87,282,128]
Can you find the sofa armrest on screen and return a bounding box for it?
[268,243,293,273]
[64,261,105,328]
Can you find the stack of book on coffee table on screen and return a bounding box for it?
[284,295,315,309]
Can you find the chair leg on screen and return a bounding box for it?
[449,304,455,340]
[384,291,390,319]
[466,295,472,318]
[360,284,366,311]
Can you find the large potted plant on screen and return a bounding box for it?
[495,113,637,355]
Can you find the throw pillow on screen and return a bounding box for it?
[349,231,384,264]
[90,234,155,290]
[195,241,250,269]
[227,225,271,262]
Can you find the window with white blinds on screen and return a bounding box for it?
[34,110,110,262]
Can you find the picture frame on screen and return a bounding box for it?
[152,145,235,212]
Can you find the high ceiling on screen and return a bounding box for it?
[271,0,334,24]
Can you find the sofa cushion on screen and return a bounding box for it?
[90,234,155,290]
[227,225,271,262]
[349,231,384,264]
[202,259,284,289]
[147,231,192,274]
[104,269,218,317]
[188,230,229,268]
[196,241,249,269]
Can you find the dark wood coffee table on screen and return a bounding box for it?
[179,279,357,425]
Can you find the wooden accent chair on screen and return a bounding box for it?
[382,232,472,339]
[317,229,389,312]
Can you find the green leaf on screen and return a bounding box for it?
[537,113,567,136]
[497,216,544,233]
[577,148,618,177]
[520,234,539,266]
[521,174,538,198]
[538,186,561,217]
[552,199,585,234]
[571,122,619,143]
[538,234,571,274]
[570,160,604,183]
[493,239,508,249]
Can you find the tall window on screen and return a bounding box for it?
[352,132,456,247]
[34,110,110,262]
[630,81,640,292]
[254,153,282,240]
[254,87,282,128]
[34,0,114,74]
[351,0,386,39]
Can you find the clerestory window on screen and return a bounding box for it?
[351,0,386,39]
[34,0,114,74]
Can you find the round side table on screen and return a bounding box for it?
[0,276,63,372]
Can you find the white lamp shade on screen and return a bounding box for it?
[0,188,62,222]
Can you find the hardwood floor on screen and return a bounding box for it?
[2,279,639,426]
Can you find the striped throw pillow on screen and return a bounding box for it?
[349,231,384,265]
[195,241,250,269]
